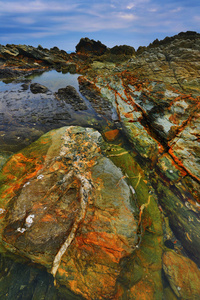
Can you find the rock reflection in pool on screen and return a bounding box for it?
[0,70,113,154]
[27,70,80,92]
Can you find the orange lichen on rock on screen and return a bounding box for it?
[169,148,200,182]
[169,113,180,125]
[77,232,129,263]
[40,214,57,223]
[129,280,155,300]
[104,129,119,141]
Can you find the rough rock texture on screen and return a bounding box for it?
[0,126,138,300]
[78,60,200,267]
[0,43,74,78]
[76,38,107,56]
[110,45,136,56]
[55,85,87,110]
[30,82,49,94]
[0,68,22,79]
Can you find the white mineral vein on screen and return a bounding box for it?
[51,171,91,278]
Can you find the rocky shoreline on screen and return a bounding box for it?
[0,31,200,299]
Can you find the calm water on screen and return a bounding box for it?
[0,70,112,154]
[28,70,80,92]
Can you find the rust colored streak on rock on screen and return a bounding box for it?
[104,129,119,141]
[77,232,129,263]
[169,148,200,183]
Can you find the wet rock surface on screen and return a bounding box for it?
[0,68,22,80]
[55,85,87,110]
[30,82,49,94]
[0,32,200,299]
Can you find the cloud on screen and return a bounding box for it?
[126,3,135,10]
[148,8,158,12]
[119,13,136,20]
[170,7,183,13]
[52,13,136,32]
[14,17,36,25]
[0,0,78,14]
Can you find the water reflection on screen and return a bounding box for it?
[0,70,111,154]
[27,70,80,92]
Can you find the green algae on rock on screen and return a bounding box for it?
[105,144,164,300]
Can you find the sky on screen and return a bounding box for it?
[0,0,199,52]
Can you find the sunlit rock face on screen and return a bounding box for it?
[0,126,138,299]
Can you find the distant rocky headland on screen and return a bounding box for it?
[0,31,200,299]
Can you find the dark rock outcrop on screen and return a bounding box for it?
[0,44,70,70]
[75,37,107,56]
[0,67,22,80]
[148,31,200,49]
[110,45,135,56]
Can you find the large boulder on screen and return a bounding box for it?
[0,126,139,299]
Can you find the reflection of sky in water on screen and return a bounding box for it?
[29,70,80,92]
[0,70,80,93]
[0,70,106,153]
[0,81,17,92]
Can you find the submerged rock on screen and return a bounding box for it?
[0,126,138,299]
[30,82,49,94]
[55,85,87,110]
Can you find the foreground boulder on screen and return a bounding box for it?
[0,126,138,299]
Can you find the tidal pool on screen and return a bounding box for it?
[0,70,114,154]
[27,69,80,92]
